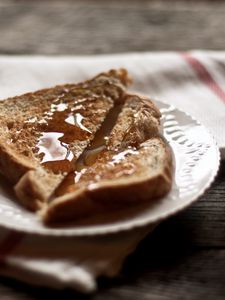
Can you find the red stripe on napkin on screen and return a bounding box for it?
[182,53,225,104]
[0,231,24,264]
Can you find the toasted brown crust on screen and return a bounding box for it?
[0,143,35,184]
[0,69,131,210]
[43,138,173,224]
[14,169,63,211]
[0,69,173,224]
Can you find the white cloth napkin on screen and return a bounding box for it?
[0,51,224,292]
[0,226,154,293]
[0,51,224,157]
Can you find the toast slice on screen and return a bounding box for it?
[42,94,173,224]
[0,69,131,210]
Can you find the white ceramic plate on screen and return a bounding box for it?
[0,100,220,236]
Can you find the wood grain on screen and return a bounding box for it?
[0,0,224,299]
[0,0,224,55]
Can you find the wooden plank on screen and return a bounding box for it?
[157,163,225,248]
[0,0,224,54]
[107,250,225,300]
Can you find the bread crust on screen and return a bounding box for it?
[0,69,173,224]
[0,69,131,210]
[43,138,172,224]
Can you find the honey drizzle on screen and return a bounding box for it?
[53,104,123,197]
[75,104,123,171]
[35,93,92,174]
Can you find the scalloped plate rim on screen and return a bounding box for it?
[0,99,220,236]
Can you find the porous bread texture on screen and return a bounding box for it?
[0,69,173,223]
[107,94,161,150]
[0,69,131,210]
[43,139,172,223]
[43,95,173,223]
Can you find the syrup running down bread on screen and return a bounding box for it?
[0,69,172,224]
[43,94,172,223]
[0,69,130,210]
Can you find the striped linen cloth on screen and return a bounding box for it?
[0,51,224,292]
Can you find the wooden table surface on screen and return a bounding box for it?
[0,1,225,299]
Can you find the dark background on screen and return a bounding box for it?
[0,1,225,299]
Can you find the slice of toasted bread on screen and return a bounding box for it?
[0,69,131,210]
[42,95,173,224]
[0,69,172,224]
